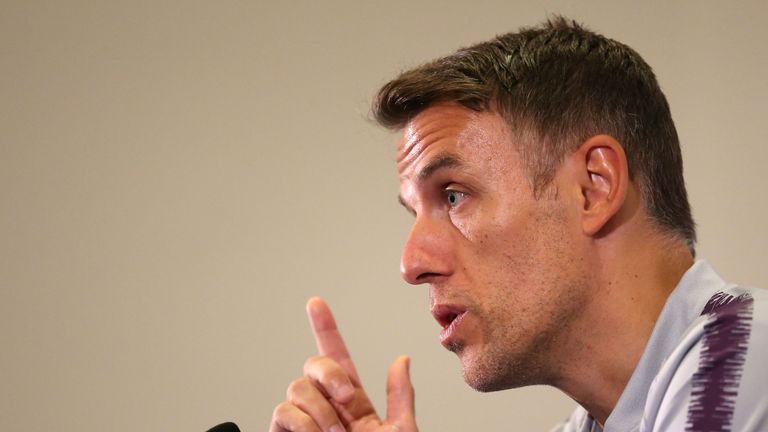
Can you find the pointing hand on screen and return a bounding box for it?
[269,297,417,432]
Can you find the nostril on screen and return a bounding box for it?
[415,271,443,284]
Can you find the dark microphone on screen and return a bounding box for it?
[206,422,240,432]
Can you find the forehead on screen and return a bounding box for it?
[396,103,514,176]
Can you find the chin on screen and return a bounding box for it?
[464,374,507,393]
[457,351,505,392]
[458,348,542,392]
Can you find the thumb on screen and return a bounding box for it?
[386,355,416,426]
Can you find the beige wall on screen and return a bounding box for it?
[1,1,766,431]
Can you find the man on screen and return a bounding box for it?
[270,17,768,432]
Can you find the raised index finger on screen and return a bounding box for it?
[306,297,361,384]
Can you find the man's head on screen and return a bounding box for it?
[374,16,695,251]
[375,17,696,392]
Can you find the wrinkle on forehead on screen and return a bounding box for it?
[396,104,479,174]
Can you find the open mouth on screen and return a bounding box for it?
[431,304,467,329]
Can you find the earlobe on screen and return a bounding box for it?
[577,135,629,236]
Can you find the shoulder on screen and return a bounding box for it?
[647,286,768,431]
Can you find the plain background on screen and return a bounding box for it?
[2,1,767,431]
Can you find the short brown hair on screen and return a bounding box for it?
[373,16,696,251]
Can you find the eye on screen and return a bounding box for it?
[444,189,467,208]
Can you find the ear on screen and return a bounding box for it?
[572,135,629,236]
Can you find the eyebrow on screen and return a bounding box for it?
[417,152,465,182]
[397,152,466,213]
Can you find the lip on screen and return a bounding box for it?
[431,304,468,347]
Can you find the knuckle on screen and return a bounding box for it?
[286,378,309,399]
[305,356,341,378]
[295,413,317,431]
[303,355,323,369]
[304,356,335,380]
[272,401,293,420]
[305,359,334,383]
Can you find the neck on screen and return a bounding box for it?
[550,230,694,425]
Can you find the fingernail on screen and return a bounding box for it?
[334,382,354,400]
[330,424,345,432]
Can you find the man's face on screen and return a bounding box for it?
[397,103,591,391]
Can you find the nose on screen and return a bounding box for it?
[400,216,453,285]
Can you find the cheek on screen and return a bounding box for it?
[449,210,482,244]
[478,208,562,286]
[452,195,521,243]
